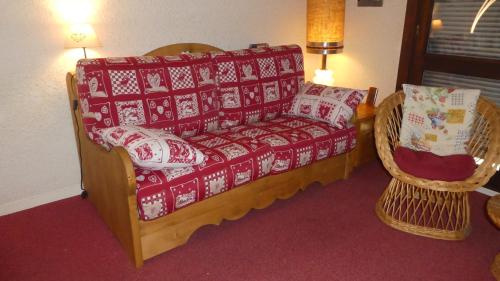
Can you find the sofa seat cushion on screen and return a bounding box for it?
[134,116,356,220]
[229,116,357,174]
[212,45,305,128]
[134,131,275,220]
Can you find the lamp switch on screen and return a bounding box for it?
[249,43,269,48]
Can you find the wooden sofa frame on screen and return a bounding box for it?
[66,43,376,268]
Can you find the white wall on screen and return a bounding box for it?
[316,0,407,103]
[0,0,407,215]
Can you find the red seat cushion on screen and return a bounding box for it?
[230,116,357,174]
[134,117,357,220]
[135,131,275,221]
[393,146,476,181]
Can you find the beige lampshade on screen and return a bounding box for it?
[307,0,345,54]
[64,23,101,48]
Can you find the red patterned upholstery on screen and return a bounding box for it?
[75,54,220,143]
[134,131,275,220]
[288,82,367,129]
[74,45,358,221]
[134,117,356,220]
[99,125,206,170]
[211,45,305,128]
[230,116,357,174]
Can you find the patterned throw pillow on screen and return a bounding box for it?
[399,84,480,156]
[287,82,367,129]
[99,126,206,170]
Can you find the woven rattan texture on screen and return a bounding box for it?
[374,91,499,240]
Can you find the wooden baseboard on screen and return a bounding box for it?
[477,187,499,197]
[0,184,81,216]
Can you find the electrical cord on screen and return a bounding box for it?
[73,99,88,199]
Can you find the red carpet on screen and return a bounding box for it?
[1,161,498,281]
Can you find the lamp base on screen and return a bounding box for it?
[313,69,334,86]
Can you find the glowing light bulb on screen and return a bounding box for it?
[313,69,334,86]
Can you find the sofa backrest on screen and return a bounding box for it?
[212,45,305,128]
[75,45,305,143]
[75,53,220,142]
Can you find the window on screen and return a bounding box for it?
[397,0,500,103]
[396,0,499,191]
[427,1,500,60]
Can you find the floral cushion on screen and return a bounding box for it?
[399,84,480,156]
[287,82,367,129]
[99,126,206,170]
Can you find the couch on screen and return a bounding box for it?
[66,43,376,267]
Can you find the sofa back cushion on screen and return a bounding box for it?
[211,45,305,128]
[75,54,220,143]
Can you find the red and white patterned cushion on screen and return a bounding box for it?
[211,45,305,128]
[288,82,367,129]
[133,117,356,220]
[99,126,206,170]
[134,131,275,220]
[230,116,357,174]
[74,46,359,221]
[75,54,220,144]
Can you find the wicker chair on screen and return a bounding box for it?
[374,91,500,240]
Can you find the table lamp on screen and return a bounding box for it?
[64,23,101,58]
[307,0,345,86]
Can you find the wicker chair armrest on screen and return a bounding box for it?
[374,91,404,181]
[464,99,500,189]
[374,111,399,177]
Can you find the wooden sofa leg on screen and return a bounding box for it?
[103,149,144,268]
[344,150,355,179]
[82,146,144,268]
[126,198,144,268]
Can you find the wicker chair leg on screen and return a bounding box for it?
[375,177,471,240]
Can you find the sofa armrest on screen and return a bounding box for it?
[66,72,143,267]
[350,87,378,168]
[365,87,378,107]
[350,87,377,125]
